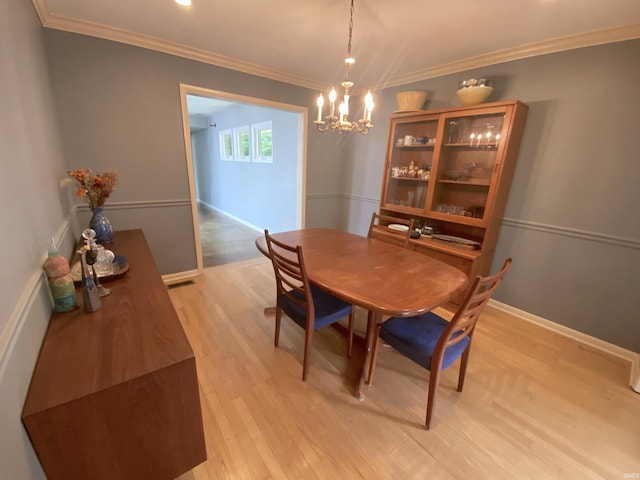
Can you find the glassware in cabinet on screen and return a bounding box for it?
[383,115,439,212]
[430,111,506,222]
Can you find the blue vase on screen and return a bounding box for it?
[89,207,114,243]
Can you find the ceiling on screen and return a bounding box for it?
[33,0,640,92]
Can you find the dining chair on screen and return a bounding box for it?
[264,230,355,382]
[366,212,415,347]
[367,258,512,429]
[367,212,414,248]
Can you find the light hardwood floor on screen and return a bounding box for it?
[172,257,640,480]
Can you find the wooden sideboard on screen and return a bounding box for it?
[22,229,206,480]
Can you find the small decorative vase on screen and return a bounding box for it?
[89,207,114,243]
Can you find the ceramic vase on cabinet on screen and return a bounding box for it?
[89,207,114,244]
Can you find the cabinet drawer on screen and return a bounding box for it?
[414,245,472,276]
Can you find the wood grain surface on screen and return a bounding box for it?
[256,228,468,317]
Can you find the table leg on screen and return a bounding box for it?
[355,310,379,401]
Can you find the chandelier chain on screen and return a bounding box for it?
[347,0,354,59]
[345,0,354,80]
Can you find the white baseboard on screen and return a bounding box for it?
[197,200,263,233]
[489,299,640,392]
[162,269,199,286]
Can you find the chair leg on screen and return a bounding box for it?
[367,324,382,385]
[274,307,281,347]
[346,308,354,358]
[457,345,471,392]
[425,362,443,430]
[302,326,314,382]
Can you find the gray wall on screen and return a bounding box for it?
[1,0,67,477]
[196,103,300,233]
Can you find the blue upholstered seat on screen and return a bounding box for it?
[379,312,470,371]
[280,285,354,331]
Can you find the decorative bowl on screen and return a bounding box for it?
[456,85,493,106]
[395,91,427,112]
[458,78,494,89]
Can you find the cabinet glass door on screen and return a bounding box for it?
[383,116,438,212]
[429,111,505,221]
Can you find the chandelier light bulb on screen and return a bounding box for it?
[316,94,324,122]
[364,90,374,122]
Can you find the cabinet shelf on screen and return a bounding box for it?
[410,236,484,260]
[395,144,435,149]
[391,176,429,182]
[444,143,498,150]
[437,179,490,186]
[428,212,485,226]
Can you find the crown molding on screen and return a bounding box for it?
[33,3,327,91]
[32,1,640,93]
[374,24,640,90]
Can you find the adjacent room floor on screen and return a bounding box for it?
[198,204,262,268]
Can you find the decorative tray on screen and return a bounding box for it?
[431,234,481,250]
[70,254,129,283]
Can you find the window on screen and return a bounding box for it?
[219,130,233,161]
[252,121,273,163]
[234,126,250,162]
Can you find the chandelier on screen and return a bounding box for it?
[314,0,374,135]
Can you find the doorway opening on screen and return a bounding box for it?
[179,84,307,272]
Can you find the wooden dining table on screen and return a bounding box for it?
[255,228,469,400]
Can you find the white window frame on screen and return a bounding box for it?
[233,126,251,162]
[252,121,273,163]
[219,129,234,161]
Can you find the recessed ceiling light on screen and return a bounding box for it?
[175,0,191,6]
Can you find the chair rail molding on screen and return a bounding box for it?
[0,216,73,377]
[501,218,640,250]
[76,199,192,211]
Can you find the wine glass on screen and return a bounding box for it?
[447,120,461,144]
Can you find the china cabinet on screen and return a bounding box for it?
[378,100,528,304]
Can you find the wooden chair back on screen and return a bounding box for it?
[367,212,414,248]
[264,230,314,321]
[264,229,355,381]
[436,258,512,357]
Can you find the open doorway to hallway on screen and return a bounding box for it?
[197,205,261,267]
[179,84,307,271]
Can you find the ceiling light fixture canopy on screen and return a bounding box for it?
[314,0,373,135]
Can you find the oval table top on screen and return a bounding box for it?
[256,228,468,318]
